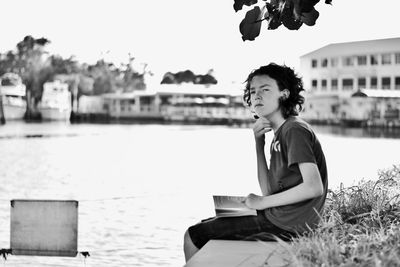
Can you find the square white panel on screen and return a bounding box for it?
[10,200,78,257]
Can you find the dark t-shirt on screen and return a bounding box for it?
[263,116,328,233]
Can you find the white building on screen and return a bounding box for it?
[300,37,400,126]
[77,84,252,123]
[300,37,400,97]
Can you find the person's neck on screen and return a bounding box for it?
[266,112,287,133]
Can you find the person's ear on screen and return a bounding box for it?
[281,89,290,100]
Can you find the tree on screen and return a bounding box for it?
[120,55,147,92]
[160,70,217,84]
[87,60,119,95]
[234,0,333,41]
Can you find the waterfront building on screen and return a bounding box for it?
[300,37,400,126]
[154,84,249,123]
[300,37,400,96]
[77,84,252,123]
[102,91,162,120]
[301,93,340,124]
[77,95,107,115]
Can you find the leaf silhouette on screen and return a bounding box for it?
[267,12,282,30]
[239,6,263,41]
[301,7,319,26]
[234,0,333,40]
[290,0,302,20]
[300,0,320,13]
[281,0,302,30]
[233,0,258,12]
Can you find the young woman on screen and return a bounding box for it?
[183,63,328,262]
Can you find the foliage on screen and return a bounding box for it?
[234,0,333,41]
[0,36,148,100]
[120,55,147,92]
[273,165,400,266]
[160,69,217,85]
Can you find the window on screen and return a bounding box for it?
[331,79,338,90]
[357,56,367,66]
[395,53,400,64]
[370,77,377,89]
[342,79,353,90]
[331,58,338,67]
[358,77,366,90]
[343,57,354,66]
[370,55,379,65]
[311,59,317,68]
[382,77,391,89]
[311,79,318,90]
[321,58,328,68]
[395,77,400,90]
[321,79,327,90]
[382,54,392,65]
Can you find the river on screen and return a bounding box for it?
[0,121,399,266]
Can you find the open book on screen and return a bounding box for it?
[213,195,257,217]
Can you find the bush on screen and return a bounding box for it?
[278,165,400,266]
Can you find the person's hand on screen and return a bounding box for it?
[243,193,265,210]
[253,118,272,145]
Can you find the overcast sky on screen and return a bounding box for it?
[1,0,399,87]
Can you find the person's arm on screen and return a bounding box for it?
[253,118,272,196]
[255,140,271,196]
[245,162,324,210]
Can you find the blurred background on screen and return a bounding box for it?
[1,0,400,266]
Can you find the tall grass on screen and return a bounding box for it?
[279,165,400,267]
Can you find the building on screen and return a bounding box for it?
[77,84,253,124]
[300,37,400,126]
[300,37,400,96]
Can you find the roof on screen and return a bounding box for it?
[149,84,244,96]
[102,84,244,99]
[362,89,400,98]
[301,37,400,58]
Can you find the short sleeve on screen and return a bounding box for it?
[284,126,316,168]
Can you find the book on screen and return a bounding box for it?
[213,195,257,217]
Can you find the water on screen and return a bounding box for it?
[0,122,399,266]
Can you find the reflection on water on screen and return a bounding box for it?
[312,125,400,139]
[0,121,399,266]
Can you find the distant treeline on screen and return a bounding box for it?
[0,35,148,108]
[0,35,218,108]
[161,70,217,84]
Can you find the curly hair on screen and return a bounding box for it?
[243,63,305,119]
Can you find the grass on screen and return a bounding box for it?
[276,165,400,267]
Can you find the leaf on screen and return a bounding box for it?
[233,0,258,12]
[290,0,302,20]
[267,12,282,30]
[239,6,263,41]
[35,38,50,46]
[270,0,280,8]
[265,2,275,14]
[301,7,319,26]
[282,15,302,30]
[281,0,302,30]
[300,0,320,13]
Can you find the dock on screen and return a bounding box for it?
[184,240,292,267]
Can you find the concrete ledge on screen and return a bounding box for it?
[185,240,291,267]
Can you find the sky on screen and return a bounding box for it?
[1,0,400,88]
